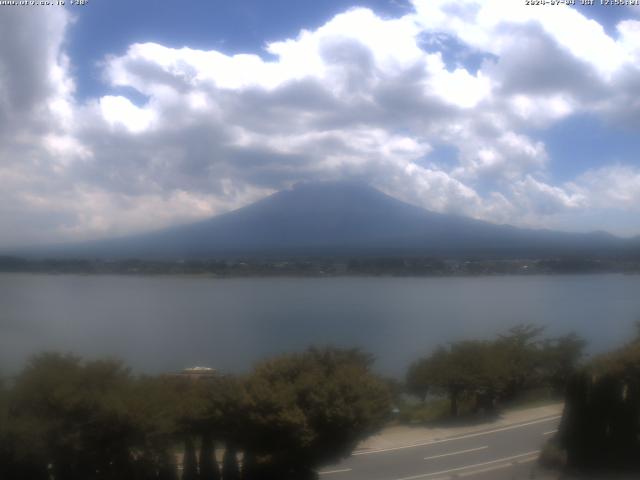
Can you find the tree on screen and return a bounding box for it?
[239,347,391,479]
[222,443,241,480]
[182,436,198,480]
[0,377,50,480]
[240,450,258,480]
[406,359,431,402]
[183,374,245,480]
[5,353,183,480]
[126,375,183,479]
[406,347,456,413]
[157,449,180,480]
[9,353,143,480]
[1,347,391,480]
[540,333,586,395]
[559,341,640,471]
[496,324,545,400]
[163,373,240,480]
[199,433,220,480]
[406,341,510,417]
[406,325,588,420]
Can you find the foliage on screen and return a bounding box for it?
[7,353,145,480]
[0,354,184,479]
[240,347,391,478]
[406,358,432,401]
[240,450,259,480]
[540,333,587,395]
[495,324,545,399]
[199,433,220,480]
[222,444,241,480]
[406,341,510,416]
[0,347,391,480]
[559,339,640,471]
[397,398,462,424]
[182,436,198,480]
[406,325,585,419]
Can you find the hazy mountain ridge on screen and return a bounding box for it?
[17,182,637,259]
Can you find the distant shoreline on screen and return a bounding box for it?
[2,255,640,278]
[1,274,638,279]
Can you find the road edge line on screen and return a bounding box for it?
[353,415,561,456]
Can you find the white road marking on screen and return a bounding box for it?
[424,446,488,461]
[457,454,537,477]
[543,429,557,435]
[319,468,353,475]
[353,415,561,456]
[394,450,540,480]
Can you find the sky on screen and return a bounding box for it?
[1,0,640,248]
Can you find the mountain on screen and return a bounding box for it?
[25,181,633,259]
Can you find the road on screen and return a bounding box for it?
[319,415,561,480]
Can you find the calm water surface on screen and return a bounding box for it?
[1,273,639,376]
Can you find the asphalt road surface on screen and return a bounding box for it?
[319,415,561,480]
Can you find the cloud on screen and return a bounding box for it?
[453,131,548,182]
[99,96,157,133]
[0,8,72,125]
[511,176,586,216]
[412,0,627,77]
[575,165,640,211]
[2,2,640,247]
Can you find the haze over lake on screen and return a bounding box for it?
[1,273,639,377]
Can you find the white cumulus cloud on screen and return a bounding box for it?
[2,2,640,246]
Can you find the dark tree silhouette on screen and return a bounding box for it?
[240,450,258,480]
[559,339,640,473]
[157,449,179,480]
[0,348,390,480]
[199,433,220,480]
[182,436,199,480]
[222,444,241,480]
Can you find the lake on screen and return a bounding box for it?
[1,273,639,377]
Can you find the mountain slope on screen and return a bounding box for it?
[33,182,630,259]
